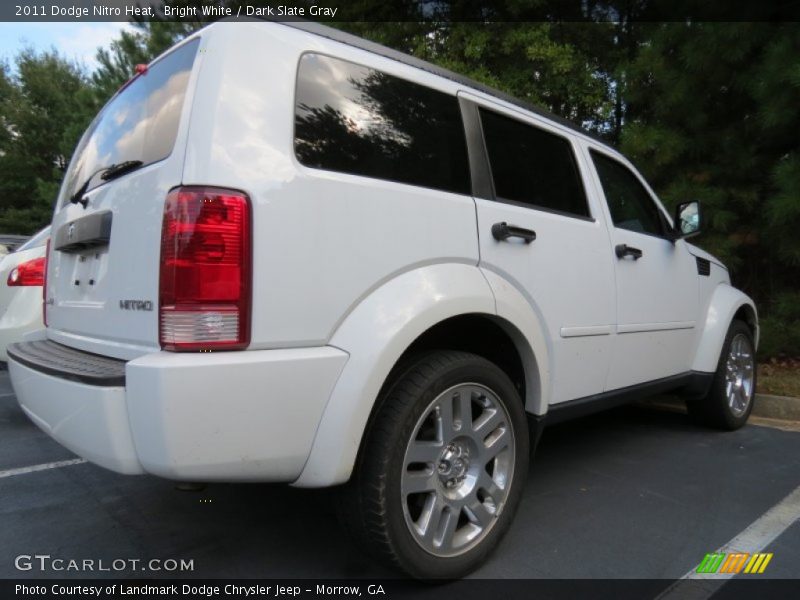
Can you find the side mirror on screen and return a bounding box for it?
[673,201,701,240]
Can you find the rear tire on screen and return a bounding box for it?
[687,320,756,430]
[337,350,529,579]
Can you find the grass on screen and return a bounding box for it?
[758,361,800,398]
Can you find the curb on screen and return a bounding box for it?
[649,393,800,423]
[753,393,800,421]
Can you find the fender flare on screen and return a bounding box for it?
[692,283,758,373]
[292,262,548,488]
[480,268,551,416]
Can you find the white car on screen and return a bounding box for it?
[0,227,49,362]
[8,22,757,578]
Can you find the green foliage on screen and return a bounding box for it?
[340,18,618,136]
[0,50,96,234]
[758,292,800,359]
[620,23,800,355]
[767,154,800,266]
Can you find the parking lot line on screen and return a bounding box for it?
[0,458,87,479]
[656,483,800,599]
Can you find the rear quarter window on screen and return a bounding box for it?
[63,38,200,202]
[294,53,471,196]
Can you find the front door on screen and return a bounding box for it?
[586,147,699,391]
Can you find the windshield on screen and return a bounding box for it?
[63,38,200,203]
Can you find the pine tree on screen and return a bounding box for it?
[621,22,800,356]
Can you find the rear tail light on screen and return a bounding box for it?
[7,256,46,287]
[159,186,251,351]
[43,239,50,326]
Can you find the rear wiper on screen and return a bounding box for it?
[69,160,144,207]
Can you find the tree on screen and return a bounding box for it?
[0,50,96,234]
[621,22,800,356]
[339,3,622,137]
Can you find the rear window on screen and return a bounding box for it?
[294,53,471,196]
[63,39,200,203]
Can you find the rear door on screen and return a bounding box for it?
[461,93,617,405]
[585,146,699,390]
[46,38,202,360]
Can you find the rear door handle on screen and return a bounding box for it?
[491,222,536,244]
[615,244,643,260]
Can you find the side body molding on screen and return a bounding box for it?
[692,283,759,373]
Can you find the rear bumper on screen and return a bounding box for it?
[8,341,348,481]
[10,357,141,474]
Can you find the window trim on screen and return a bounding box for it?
[482,195,597,223]
[458,97,494,200]
[292,51,472,197]
[469,100,595,223]
[588,147,676,241]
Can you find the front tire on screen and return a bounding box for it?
[338,350,529,579]
[687,320,757,430]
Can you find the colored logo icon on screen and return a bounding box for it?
[696,552,773,574]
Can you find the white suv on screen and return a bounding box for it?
[8,21,758,578]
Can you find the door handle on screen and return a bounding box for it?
[491,222,536,244]
[615,244,643,260]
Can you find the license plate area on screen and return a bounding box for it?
[54,210,112,253]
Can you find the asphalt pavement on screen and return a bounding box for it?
[1,368,799,583]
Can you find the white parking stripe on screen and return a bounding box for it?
[0,392,16,399]
[656,484,800,599]
[0,458,87,479]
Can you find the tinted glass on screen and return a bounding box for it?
[479,108,590,218]
[591,151,665,236]
[294,53,470,195]
[64,39,200,202]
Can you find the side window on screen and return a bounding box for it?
[478,107,590,218]
[294,53,470,195]
[590,151,666,236]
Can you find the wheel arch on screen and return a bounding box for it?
[386,312,541,415]
[733,303,759,347]
[292,263,546,488]
[692,283,759,373]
